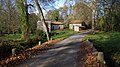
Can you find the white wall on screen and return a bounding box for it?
[69,24,73,29]
[60,25,64,29]
[74,26,80,31]
[37,21,43,30]
[69,24,82,31]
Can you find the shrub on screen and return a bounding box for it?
[0,39,12,60]
[35,30,47,42]
[0,30,47,60]
[0,38,23,60]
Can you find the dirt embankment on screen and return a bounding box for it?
[77,41,107,67]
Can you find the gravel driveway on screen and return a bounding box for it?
[15,30,90,67]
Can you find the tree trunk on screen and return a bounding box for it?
[92,9,95,30]
[34,0,50,41]
[15,0,30,41]
[91,0,97,34]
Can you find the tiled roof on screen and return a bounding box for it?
[37,20,63,25]
[70,20,82,24]
[52,22,63,25]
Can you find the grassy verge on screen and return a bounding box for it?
[0,34,36,40]
[1,29,79,41]
[83,32,120,67]
[51,29,79,40]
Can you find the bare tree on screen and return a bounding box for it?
[34,0,50,41]
[92,0,97,32]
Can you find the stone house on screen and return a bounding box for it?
[37,20,64,32]
[51,22,64,30]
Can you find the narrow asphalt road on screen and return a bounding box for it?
[15,30,90,67]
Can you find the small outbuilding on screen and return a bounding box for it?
[69,20,86,31]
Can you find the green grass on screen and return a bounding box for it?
[84,32,120,67]
[51,29,79,39]
[1,29,79,40]
[0,34,36,40]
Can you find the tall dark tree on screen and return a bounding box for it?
[15,0,30,41]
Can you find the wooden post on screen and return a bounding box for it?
[39,41,41,45]
[12,48,16,55]
[51,38,52,40]
[97,52,104,63]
